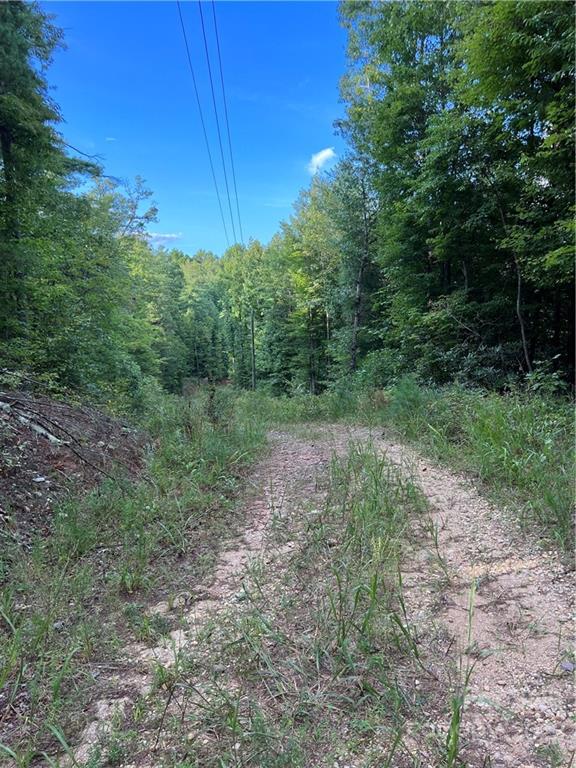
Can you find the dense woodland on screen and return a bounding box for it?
[1,1,574,403]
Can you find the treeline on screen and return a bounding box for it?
[1,1,574,403]
[177,0,576,394]
[0,3,196,404]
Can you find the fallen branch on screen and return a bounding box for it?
[0,401,63,445]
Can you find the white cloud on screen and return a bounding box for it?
[308,147,336,175]
[105,137,117,142]
[146,232,183,246]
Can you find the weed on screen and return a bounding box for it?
[535,742,567,768]
[238,380,574,551]
[135,441,447,766]
[379,378,574,551]
[445,582,476,768]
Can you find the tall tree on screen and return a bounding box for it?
[0,1,63,338]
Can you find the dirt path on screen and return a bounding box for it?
[65,425,574,767]
[378,439,575,768]
[67,425,362,764]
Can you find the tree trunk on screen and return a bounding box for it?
[308,307,316,395]
[350,256,366,372]
[461,259,469,292]
[513,255,532,373]
[495,199,532,373]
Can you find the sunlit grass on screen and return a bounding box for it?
[135,442,456,767]
[239,379,574,551]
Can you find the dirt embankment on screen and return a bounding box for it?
[0,389,144,547]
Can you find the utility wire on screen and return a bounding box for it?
[176,0,230,247]
[211,0,244,245]
[197,0,237,244]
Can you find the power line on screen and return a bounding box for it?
[176,0,230,248]
[197,0,237,244]
[211,0,244,245]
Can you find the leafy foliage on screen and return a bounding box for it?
[0,1,573,401]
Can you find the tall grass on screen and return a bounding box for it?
[377,377,574,552]
[236,378,369,424]
[0,387,264,762]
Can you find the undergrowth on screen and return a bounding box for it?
[1,377,571,763]
[0,387,264,764]
[238,378,574,552]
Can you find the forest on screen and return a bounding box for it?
[1,1,574,402]
[0,2,574,767]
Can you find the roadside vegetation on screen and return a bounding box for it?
[238,378,574,553]
[0,387,264,763]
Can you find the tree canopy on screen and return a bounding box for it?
[1,1,573,403]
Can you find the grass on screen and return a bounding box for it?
[126,441,459,767]
[238,377,574,552]
[374,377,574,553]
[445,582,476,768]
[0,387,265,763]
[1,377,571,763]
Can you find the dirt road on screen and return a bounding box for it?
[66,425,575,767]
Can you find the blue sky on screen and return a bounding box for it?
[41,1,348,255]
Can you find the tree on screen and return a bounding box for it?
[336,0,574,385]
[0,1,63,339]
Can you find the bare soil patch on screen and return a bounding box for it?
[0,389,144,546]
